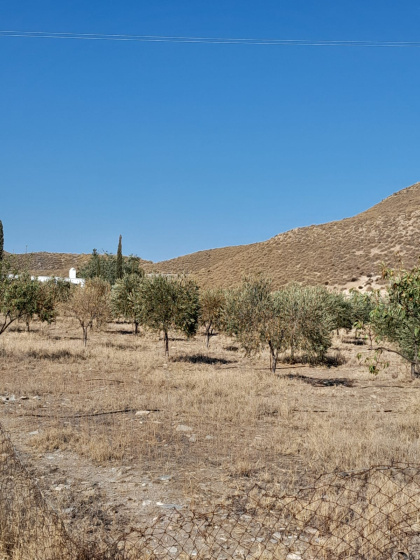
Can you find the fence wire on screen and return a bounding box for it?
[1,421,420,559]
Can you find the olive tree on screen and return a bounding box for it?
[65,278,111,346]
[224,278,335,373]
[132,274,199,356]
[368,265,420,378]
[274,283,335,363]
[223,277,288,373]
[348,289,376,348]
[111,273,144,334]
[0,274,40,335]
[199,288,225,347]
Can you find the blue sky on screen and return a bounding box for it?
[1,1,419,261]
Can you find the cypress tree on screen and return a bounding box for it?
[0,220,3,262]
[116,235,123,279]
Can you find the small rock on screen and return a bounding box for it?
[189,434,197,443]
[272,531,285,539]
[54,484,69,492]
[142,500,151,506]
[136,410,151,416]
[159,475,172,482]
[176,424,192,432]
[29,430,39,436]
[205,435,213,440]
[156,502,183,510]
[20,396,29,400]
[168,547,177,555]
[286,554,302,560]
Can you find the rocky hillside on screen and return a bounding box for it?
[151,182,420,289]
[7,182,420,290]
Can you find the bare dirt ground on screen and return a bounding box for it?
[1,317,420,553]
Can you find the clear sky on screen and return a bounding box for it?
[1,1,419,261]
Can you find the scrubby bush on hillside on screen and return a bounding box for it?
[131,275,200,356]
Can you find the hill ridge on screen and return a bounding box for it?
[7,181,420,290]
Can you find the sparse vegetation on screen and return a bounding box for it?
[1,183,420,557]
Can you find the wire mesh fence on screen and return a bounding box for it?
[1,420,420,559]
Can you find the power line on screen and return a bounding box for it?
[1,30,420,47]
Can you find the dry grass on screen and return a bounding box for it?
[1,316,420,556]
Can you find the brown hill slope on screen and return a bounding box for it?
[6,252,92,278]
[7,252,151,279]
[152,182,420,289]
[6,182,419,288]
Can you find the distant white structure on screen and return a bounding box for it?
[35,268,85,286]
[9,269,85,286]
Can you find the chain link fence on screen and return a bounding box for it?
[1,421,420,559]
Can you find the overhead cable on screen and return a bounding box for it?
[1,30,420,47]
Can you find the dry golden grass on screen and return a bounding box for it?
[2,317,420,557]
[1,317,420,482]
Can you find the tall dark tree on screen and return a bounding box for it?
[116,235,123,280]
[0,220,3,262]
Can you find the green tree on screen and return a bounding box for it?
[0,220,3,262]
[0,274,40,335]
[132,275,200,356]
[223,276,291,372]
[368,265,420,378]
[111,273,144,334]
[116,235,123,280]
[349,289,376,348]
[80,249,143,285]
[223,276,275,364]
[223,278,335,373]
[199,289,225,347]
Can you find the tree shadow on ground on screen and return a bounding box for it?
[170,354,235,365]
[285,373,354,387]
[280,352,347,368]
[105,329,135,336]
[224,345,239,352]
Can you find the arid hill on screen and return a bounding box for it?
[150,181,420,289]
[6,252,151,279]
[7,182,420,289]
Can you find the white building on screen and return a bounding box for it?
[35,268,85,286]
[10,269,85,286]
